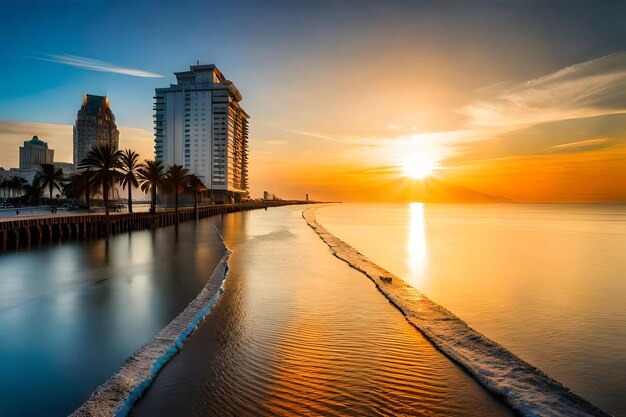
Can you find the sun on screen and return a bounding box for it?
[401,153,438,180]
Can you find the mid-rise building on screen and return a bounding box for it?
[154,64,249,203]
[73,94,119,165]
[19,136,54,170]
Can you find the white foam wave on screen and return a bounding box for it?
[71,246,231,416]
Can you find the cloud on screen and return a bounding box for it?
[551,137,608,151]
[282,128,334,140]
[0,120,154,168]
[272,52,626,186]
[446,113,626,164]
[26,54,163,78]
[461,52,626,129]
[117,126,156,161]
[0,120,72,168]
[325,53,626,173]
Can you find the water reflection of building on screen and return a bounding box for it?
[73,94,120,165]
[19,136,54,170]
[154,64,249,203]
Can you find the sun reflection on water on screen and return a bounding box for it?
[407,202,428,287]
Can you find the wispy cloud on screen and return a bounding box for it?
[461,52,626,129]
[322,52,626,175]
[282,128,334,140]
[26,54,163,78]
[551,137,608,150]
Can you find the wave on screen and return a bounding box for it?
[303,206,611,417]
[71,228,231,417]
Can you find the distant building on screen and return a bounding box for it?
[19,136,54,170]
[263,191,279,201]
[54,162,76,175]
[73,94,119,165]
[154,64,249,203]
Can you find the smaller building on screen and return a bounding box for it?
[263,191,280,201]
[19,136,54,170]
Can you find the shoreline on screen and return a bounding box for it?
[129,204,514,417]
[0,201,309,252]
[71,238,231,417]
[303,205,611,417]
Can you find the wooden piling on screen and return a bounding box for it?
[0,201,306,252]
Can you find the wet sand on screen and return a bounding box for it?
[131,206,513,416]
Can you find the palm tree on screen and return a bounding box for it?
[14,177,28,198]
[119,149,140,213]
[164,164,190,224]
[79,144,121,216]
[35,164,64,208]
[64,170,93,211]
[22,177,43,206]
[6,176,27,199]
[137,159,165,214]
[186,174,206,219]
[3,177,14,198]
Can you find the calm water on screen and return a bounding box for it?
[132,205,513,417]
[0,218,226,416]
[316,203,626,417]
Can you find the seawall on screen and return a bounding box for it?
[0,201,306,252]
[303,206,611,417]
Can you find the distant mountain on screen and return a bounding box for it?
[393,177,512,203]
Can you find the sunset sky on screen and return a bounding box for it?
[1,0,626,202]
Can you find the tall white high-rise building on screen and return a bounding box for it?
[154,64,249,203]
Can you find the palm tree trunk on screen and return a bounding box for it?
[194,191,198,221]
[103,181,110,237]
[128,186,133,213]
[85,174,90,211]
[104,181,110,216]
[49,184,53,211]
[175,189,179,225]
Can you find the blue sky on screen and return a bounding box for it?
[2,0,624,130]
[1,0,626,200]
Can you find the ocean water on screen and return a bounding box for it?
[316,203,626,417]
[0,218,226,416]
[132,205,513,417]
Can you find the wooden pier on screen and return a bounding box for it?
[0,201,305,252]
